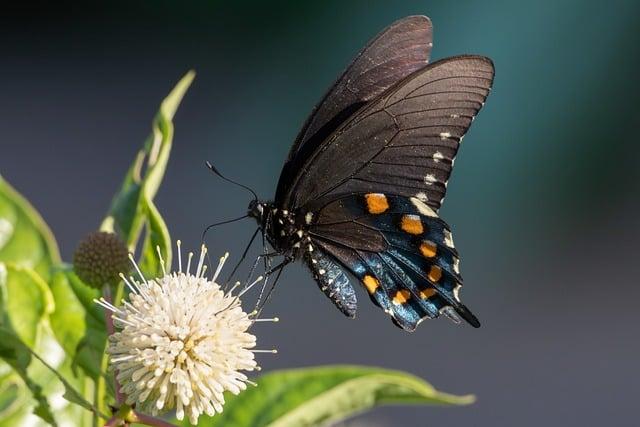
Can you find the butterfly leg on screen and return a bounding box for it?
[239,249,280,292]
[253,232,281,311]
[252,256,292,315]
[263,256,294,277]
[224,227,261,286]
[254,264,286,316]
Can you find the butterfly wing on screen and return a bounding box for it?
[280,55,495,212]
[305,193,478,331]
[276,15,433,204]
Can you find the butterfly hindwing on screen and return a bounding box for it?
[306,193,479,331]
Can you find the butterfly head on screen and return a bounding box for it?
[247,199,268,224]
[248,199,305,256]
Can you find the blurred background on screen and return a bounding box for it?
[1,0,639,425]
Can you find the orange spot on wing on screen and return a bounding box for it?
[428,265,442,283]
[393,289,411,305]
[419,241,437,258]
[365,193,389,214]
[363,275,379,294]
[400,215,424,235]
[419,288,437,299]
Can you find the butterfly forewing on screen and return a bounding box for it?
[276,15,433,204]
[282,55,494,212]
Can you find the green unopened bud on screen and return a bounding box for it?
[73,231,129,289]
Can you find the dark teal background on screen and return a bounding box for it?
[2,1,639,425]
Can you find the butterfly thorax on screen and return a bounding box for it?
[248,200,308,257]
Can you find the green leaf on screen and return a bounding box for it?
[0,326,107,423]
[188,365,475,427]
[0,374,31,425]
[0,264,96,426]
[101,71,194,275]
[49,266,107,382]
[0,175,60,281]
[0,264,53,347]
[137,198,172,278]
[0,264,57,425]
[0,177,61,425]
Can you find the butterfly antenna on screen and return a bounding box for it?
[206,161,258,201]
[201,214,250,244]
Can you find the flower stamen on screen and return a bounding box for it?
[238,275,264,298]
[128,253,147,285]
[155,246,167,276]
[252,317,280,323]
[177,240,183,273]
[186,251,194,275]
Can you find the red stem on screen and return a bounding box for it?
[131,411,178,427]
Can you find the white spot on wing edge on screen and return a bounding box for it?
[433,151,444,163]
[440,306,461,323]
[410,197,438,218]
[415,192,428,202]
[439,132,451,140]
[453,257,460,274]
[453,284,461,302]
[444,229,455,248]
[424,174,437,185]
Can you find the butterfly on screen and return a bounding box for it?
[245,15,494,331]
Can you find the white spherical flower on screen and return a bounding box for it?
[96,242,277,425]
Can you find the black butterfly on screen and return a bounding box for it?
[246,15,494,331]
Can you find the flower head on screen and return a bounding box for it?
[96,242,277,424]
[73,231,129,288]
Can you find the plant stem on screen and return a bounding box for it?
[104,417,120,427]
[109,282,126,404]
[95,285,111,427]
[130,411,178,427]
[95,282,126,427]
